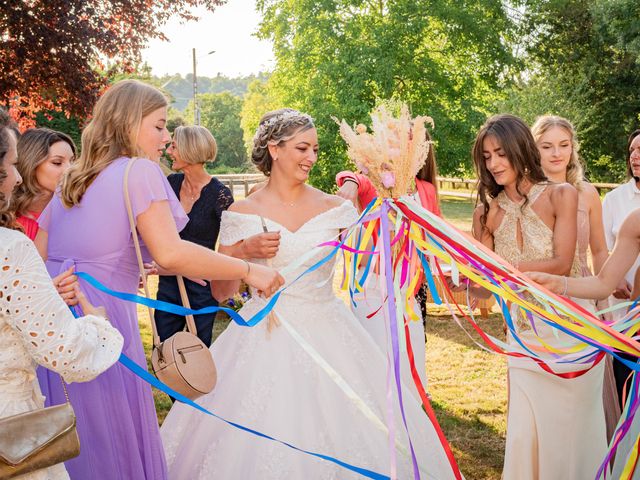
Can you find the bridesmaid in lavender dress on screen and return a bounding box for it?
[34,80,284,479]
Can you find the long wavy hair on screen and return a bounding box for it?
[0,108,20,229]
[60,80,167,207]
[415,128,439,201]
[472,114,547,229]
[13,128,76,217]
[531,115,584,191]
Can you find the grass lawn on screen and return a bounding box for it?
[137,194,507,479]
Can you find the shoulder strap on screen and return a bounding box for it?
[123,159,199,349]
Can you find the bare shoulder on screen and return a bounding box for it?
[580,181,601,205]
[305,186,346,210]
[226,197,259,214]
[548,182,578,202]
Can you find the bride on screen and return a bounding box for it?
[160,109,457,479]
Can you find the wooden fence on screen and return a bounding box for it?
[214,173,621,198]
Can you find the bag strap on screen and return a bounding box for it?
[122,159,198,349]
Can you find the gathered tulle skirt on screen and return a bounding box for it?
[161,295,457,479]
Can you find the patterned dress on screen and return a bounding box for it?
[0,228,122,480]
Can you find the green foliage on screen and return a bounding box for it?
[159,73,269,111]
[34,111,83,150]
[510,0,640,182]
[240,78,285,154]
[256,0,518,191]
[185,92,248,169]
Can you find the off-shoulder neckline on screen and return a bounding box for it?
[223,201,352,234]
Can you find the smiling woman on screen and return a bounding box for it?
[33,79,283,480]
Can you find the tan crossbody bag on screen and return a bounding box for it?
[123,159,217,400]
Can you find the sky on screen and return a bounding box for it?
[141,0,275,78]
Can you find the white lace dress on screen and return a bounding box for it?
[160,202,456,479]
[0,228,123,480]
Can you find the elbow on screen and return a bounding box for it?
[153,248,182,272]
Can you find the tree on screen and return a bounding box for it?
[509,0,640,182]
[0,0,225,126]
[240,78,284,155]
[186,92,248,170]
[256,0,518,191]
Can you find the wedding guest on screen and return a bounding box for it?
[34,79,283,479]
[13,128,75,240]
[0,108,124,480]
[470,114,605,479]
[531,115,620,437]
[602,129,640,404]
[155,125,282,346]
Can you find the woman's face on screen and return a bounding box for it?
[35,140,74,195]
[271,127,319,182]
[137,107,170,162]
[482,135,517,186]
[0,131,22,201]
[166,140,188,171]
[629,134,640,179]
[537,126,572,178]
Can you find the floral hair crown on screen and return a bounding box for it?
[336,104,434,198]
[256,110,314,140]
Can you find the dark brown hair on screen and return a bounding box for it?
[628,129,640,179]
[415,128,439,201]
[472,114,547,228]
[13,128,76,217]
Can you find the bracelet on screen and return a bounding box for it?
[343,178,360,188]
[242,259,251,280]
[561,276,568,296]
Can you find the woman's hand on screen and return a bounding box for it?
[527,272,564,294]
[243,262,284,298]
[612,279,632,300]
[241,232,281,259]
[75,286,107,319]
[52,267,80,306]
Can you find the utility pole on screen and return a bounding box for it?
[192,47,199,125]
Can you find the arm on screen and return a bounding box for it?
[1,236,123,383]
[602,193,632,298]
[529,209,640,299]
[585,185,609,274]
[518,184,577,275]
[136,200,283,296]
[210,243,242,302]
[632,267,640,301]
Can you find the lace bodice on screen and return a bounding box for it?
[220,201,358,306]
[493,184,553,265]
[0,228,123,416]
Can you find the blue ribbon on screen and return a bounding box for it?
[117,353,390,480]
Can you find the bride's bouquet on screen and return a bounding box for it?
[336,104,434,197]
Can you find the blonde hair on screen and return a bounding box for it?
[61,80,167,207]
[13,128,76,217]
[531,115,584,191]
[173,126,217,165]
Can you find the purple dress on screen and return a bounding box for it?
[37,157,188,480]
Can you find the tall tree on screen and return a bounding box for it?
[0,0,225,126]
[186,92,248,169]
[256,0,517,190]
[509,0,640,182]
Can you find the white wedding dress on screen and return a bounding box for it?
[160,201,456,479]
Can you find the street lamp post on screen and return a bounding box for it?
[191,48,215,126]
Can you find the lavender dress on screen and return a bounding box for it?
[37,157,188,480]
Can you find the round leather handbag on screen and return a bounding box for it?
[123,159,217,400]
